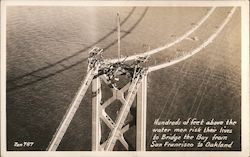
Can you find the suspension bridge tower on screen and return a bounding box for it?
[47,46,148,151]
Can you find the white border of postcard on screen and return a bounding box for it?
[1,1,249,157]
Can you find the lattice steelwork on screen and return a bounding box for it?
[47,46,148,151]
[92,73,147,151]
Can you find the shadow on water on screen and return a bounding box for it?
[7,7,148,92]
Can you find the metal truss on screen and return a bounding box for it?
[47,46,148,151]
[92,72,147,151]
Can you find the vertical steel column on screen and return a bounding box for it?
[92,77,101,151]
[136,74,147,151]
[47,68,96,151]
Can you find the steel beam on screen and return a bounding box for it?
[136,74,147,151]
[92,77,102,151]
[47,68,97,151]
